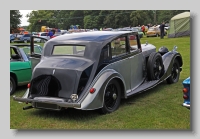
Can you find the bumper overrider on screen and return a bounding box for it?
[13,96,81,110]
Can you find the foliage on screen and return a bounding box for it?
[25,10,190,31]
[10,10,22,33]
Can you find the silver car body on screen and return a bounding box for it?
[13,31,183,112]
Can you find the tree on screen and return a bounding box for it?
[10,10,22,33]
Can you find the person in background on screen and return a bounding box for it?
[159,22,166,39]
[47,30,54,39]
[141,25,145,35]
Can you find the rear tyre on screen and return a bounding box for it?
[99,79,121,114]
[10,76,16,95]
[147,52,164,80]
[166,59,180,84]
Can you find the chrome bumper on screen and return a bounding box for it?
[13,96,81,108]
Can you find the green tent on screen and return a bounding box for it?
[168,12,190,38]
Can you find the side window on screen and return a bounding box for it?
[111,37,126,58]
[10,47,21,60]
[99,44,110,63]
[129,35,138,51]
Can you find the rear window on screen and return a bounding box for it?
[52,45,86,56]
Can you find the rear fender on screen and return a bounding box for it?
[79,69,126,110]
[161,51,183,80]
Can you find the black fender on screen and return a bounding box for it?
[79,69,126,110]
[160,51,183,81]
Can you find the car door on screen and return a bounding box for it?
[108,36,132,93]
[10,47,32,83]
[29,36,47,71]
[128,34,145,91]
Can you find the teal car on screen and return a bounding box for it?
[132,27,144,38]
[182,77,190,109]
[10,44,43,95]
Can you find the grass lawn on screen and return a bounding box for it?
[10,35,190,129]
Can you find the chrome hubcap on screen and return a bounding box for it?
[176,69,179,73]
[113,93,117,100]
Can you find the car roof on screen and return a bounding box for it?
[49,31,137,42]
[42,31,138,58]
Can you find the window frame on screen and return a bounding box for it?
[51,44,86,57]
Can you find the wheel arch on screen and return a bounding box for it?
[79,69,126,110]
[10,72,18,86]
[174,54,183,68]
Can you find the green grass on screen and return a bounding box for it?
[10,35,190,129]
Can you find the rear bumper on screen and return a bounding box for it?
[13,96,81,110]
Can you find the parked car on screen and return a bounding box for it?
[10,37,47,95]
[10,34,16,43]
[15,34,23,40]
[146,27,167,37]
[103,28,113,31]
[13,31,183,114]
[182,77,190,109]
[37,32,51,40]
[132,27,144,38]
[14,34,32,43]
[146,27,160,37]
[117,27,143,38]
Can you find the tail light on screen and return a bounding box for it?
[27,83,31,88]
[183,95,188,99]
[183,88,188,93]
[89,88,96,94]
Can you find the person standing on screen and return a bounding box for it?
[141,25,145,35]
[159,22,166,39]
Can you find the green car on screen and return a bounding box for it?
[10,44,43,95]
[132,27,144,38]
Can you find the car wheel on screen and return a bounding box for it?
[166,59,180,84]
[24,40,27,43]
[147,52,164,80]
[99,79,121,114]
[10,76,16,95]
[156,34,159,37]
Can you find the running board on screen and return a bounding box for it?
[127,80,160,97]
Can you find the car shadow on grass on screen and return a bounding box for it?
[28,108,101,121]
[120,80,175,106]
[14,80,183,121]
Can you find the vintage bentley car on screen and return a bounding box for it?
[13,31,183,114]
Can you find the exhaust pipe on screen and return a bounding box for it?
[23,105,33,110]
